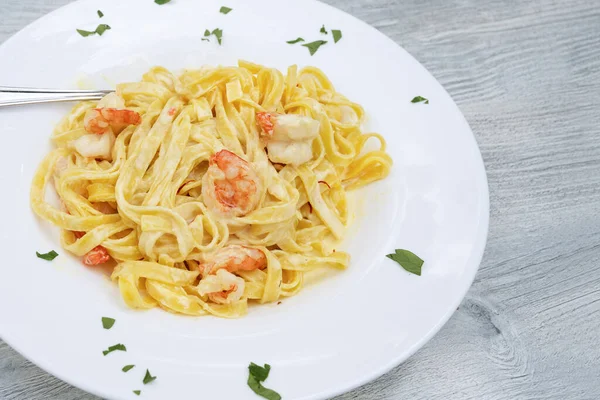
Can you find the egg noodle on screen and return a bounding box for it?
[30,61,392,318]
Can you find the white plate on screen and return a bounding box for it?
[0,0,489,399]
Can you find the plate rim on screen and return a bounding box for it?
[0,0,490,399]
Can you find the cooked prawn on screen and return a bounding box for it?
[73,231,111,266]
[256,112,275,136]
[196,269,246,304]
[196,245,267,304]
[200,245,267,276]
[256,111,319,166]
[84,108,142,134]
[201,149,262,217]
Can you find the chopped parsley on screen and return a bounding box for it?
[286,37,305,44]
[97,10,104,18]
[154,0,171,4]
[320,25,328,34]
[203,28,223,45]
[133,390,141,396]
[386,249,424,276]
[302,40,327,56]
[143,369,157,384]
[101,317,115,330]
[76,29,95,37]
[247,363,281,400]
[102,343,126,356]
[212,28,223,45]
[411,96,429,104]
[219,6,233,14]
[95,24,111,35]
[76,24,111,37]
[122,365,135,372]
[332,29,342,43]
[36,250,58,261]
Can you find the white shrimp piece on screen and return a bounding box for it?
[197,269,246,304]
[97,92,126,109]
[83,93,141,135]
[256,112,320,166]
[71,131,116,160]
[202,149,262,217]
[200,245,267,276]
[340,105,359,124]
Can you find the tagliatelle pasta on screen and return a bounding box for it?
[30,60,392,318]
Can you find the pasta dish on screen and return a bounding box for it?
[30,61,392,317]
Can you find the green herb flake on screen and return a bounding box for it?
[102,343,126,356]
[97,10,104,18]
[204,29,211,37]
[101,317,115,329]
[212,28,223,45]
[249,362,271,381]
[77,24,111,37]
[302,40,327,56]
[95,24,111,36]
[122,365,135,372]
[247,363,281,400]
[386,249,424,276]
[133,390,141,396]
[201,38,210,42]
[36,250,58,261]
[154,0,171,4]
[320,25,328,34]
[286,37,305,44]
[143,369,157,385]
[411,96,429,104]
[220,6,233,14]
[332,29,342,43]
[76,29,95,37]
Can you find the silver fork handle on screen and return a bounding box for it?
[0,86,113,107]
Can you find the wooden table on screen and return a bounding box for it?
[2,0,599,399]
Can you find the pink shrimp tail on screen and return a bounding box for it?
[256,112,275,136]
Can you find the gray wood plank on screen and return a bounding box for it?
[1,0,600,399]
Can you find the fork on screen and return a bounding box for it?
[0,86,113,107]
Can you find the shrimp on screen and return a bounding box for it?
[82,246,111,266]
[73,231,111,266]
[72,93,141,159]
[84,108,142,134]
[196,245,267,304]
[256,112,320,166]
[200,245,267,276]
[201,149,262,217]
[196,269,245,304]
[71,130,116,160]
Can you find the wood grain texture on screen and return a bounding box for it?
[1,0,600,399]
